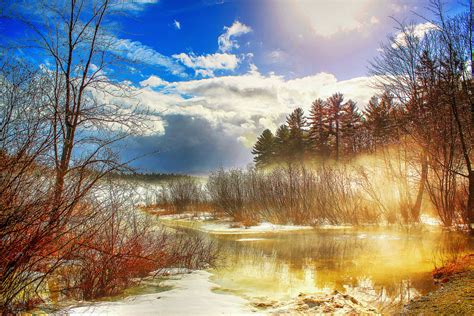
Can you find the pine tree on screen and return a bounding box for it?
[341,100,363,155]
[364,93,395,152]
[274,124,291,162]
[286,107,307,162]
[251,129,275,168]
[308,98,330,157]
[325,93,345,160]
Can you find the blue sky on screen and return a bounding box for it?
[0,0,468,174]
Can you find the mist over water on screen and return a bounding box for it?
[184,227,474,311]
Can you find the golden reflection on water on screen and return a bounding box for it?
[206,227,473,311]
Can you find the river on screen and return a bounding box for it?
[65,218,474,314]
[166,223,474,313]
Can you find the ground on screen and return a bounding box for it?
[404,254,474,315]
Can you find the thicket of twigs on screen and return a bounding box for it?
[156,141,469,228]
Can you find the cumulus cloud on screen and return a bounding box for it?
[140,75,169,87]
[218,20,252,52]
[172,20,250,77]
[173,19,181,30]
[172,52,240,77]
[392,22,438,47]
[134,71,376,141]
[115,71,378,172]
[85,80,167,137]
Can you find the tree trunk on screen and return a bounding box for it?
[412,150,428,222]
[467,171,474,232]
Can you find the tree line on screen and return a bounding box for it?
[252,92,396,167]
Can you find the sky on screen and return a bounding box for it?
[0,0,468,174]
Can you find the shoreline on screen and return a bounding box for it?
[155,211,447,235]
[404,254,474,315]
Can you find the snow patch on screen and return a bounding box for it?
[236,238,268,242]
[65,270,259,315]
[201,221,313,235]
[160,212,214,221]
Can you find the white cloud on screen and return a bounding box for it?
[392,22,438,47]
[248,63,259,76]
[112,38,185,75]
[140,75,169,87]
[113,0,159,12]
[129,71,377,144]
[174,19,181,30]
[195,69,215,77]
[218,21,252,52]
[172,52,240,77]
[81,80,167,137]
[171,20,250,77]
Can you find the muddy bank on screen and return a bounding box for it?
[404,254,474,315]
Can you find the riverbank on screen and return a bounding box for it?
[404,254,474,315]
[158,212,315,234]
[152,209,444,233]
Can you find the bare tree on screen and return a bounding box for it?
[370,0,472,229]
[0,1,152,311]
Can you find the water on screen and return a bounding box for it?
[174,225,473,312]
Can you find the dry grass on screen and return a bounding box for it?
[432,254,474,282]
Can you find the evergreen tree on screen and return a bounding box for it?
[286,107,307,161]
[308,98,330,157]
[364,93,395,152]
[341,100,363,155]
[274,124,291,162]
[251,129,275,168]
[325,93,345,160]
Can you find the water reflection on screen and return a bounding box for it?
[204,227,473,312]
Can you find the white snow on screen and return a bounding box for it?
[160,212,215,221]
[236,238,267,242]
[65,271,259,316]
[200,221,312,235]
[159,216,313,235]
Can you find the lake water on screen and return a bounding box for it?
[170,225,473,313]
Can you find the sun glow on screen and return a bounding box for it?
[273,0,379,38]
